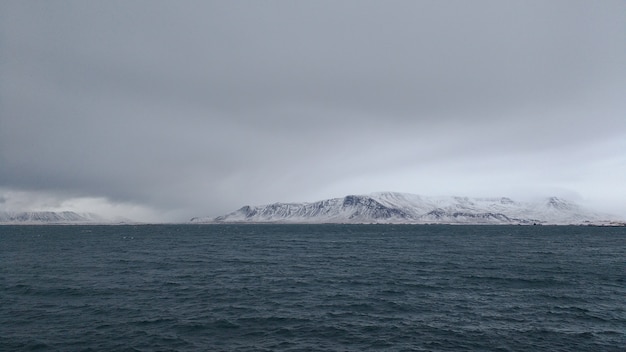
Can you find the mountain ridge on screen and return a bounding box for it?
[0,211,107,224]
[192,192,620,225]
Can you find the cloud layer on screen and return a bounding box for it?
[1,1,625,221]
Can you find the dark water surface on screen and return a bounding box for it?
[1,225,625,351]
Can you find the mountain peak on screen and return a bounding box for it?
[546,197,575,210]
[192,192,617,225]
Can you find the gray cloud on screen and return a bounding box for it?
[1,1,625,221]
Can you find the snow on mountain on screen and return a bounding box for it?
[191,192,616,225]
[0,211,106,224]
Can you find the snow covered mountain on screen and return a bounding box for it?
[0,211,106,224]
[192,192,616,225]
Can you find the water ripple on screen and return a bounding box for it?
[1,224,624,351]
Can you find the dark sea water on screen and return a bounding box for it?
[1,225,625,351]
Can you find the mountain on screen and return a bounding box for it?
[191,192,617,225]
[0,211,106,224]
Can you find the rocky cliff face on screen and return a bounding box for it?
[191,192,613,225]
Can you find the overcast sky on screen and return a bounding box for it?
[1,1,625,222]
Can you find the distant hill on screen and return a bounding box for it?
[0,211,106,224]
[191,192,619,225]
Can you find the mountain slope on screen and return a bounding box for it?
[0,211,105,224]
[192,192,615,225]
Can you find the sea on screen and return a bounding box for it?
[1,224,624,351]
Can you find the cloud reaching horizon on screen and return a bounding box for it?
[1,1,625,221]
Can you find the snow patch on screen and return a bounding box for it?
[192,192,618,225]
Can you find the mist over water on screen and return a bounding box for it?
[1,225,625,351]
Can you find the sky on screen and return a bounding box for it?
[1,1,625,222]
